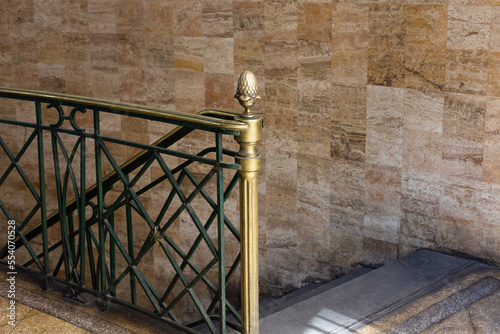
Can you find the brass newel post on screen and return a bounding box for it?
[235,71,262,334]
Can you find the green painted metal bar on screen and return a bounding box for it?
[79,132,86,286]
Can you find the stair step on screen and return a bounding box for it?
[259,267,374,319]
[259,250,483,334]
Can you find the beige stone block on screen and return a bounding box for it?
[404,89,444,133]
[264,1,297,41]
[298,41,331,81]
[204,38,234,75]
[202,0,233,38]
[447,5,491,51]
[405,46,445,92]
[233,1,265,40]
[117,33,145,68]
[488,52,500,97]
[439,176,481,222]
[442,92,485,180]
[34,0,63,31]
[265,40,298,79]
[88,0,116,33]
[369,4,406,49]
[265,77,298,116]
[368,46,405,88]
[331,85,367,125]
[445,49,488,95]
[402,170,440,218]
[491,7,500,52]
[36,31,65,64]
[173,0,203,37]
[234,38,264,78]
[406,5,447,50]
[89,33,118,72]
[266,150,297,190]
[265,114,297,154]
[366,86,404,168]
[332,48,368,87]
[144,2,173,36]
[174,70,204,112]
[204,73,234,109]
[298,2,332,42]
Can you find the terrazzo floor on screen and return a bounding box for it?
[1,263,500,333]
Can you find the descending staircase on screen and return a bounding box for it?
[3,249,500,333]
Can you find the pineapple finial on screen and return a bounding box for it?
[235,71,260,118]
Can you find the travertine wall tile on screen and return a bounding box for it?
[445,49,488,95]
[364,164,402,243]
[4,0,500,300]
[264,1,297,41]
[332,3,369,87]
[442,93,485,180]
[447,5,491,51]
[366,86,404,168]
[483,97,500,184]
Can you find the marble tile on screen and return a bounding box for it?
[298,2,332,42]
[369,4,406,49]
[65,63,93,97]
[442,93,485,180]
[366,86,404,168]
[406,5,447,50]
[38,63,66,93]
[265,114,297,154]
[331,85,367,125]
[332,3,369,87]
[368,46,405,88]
[173,0,203,37]
[89,33,118,72]
[298,79,331,158]
[445,49,488,95]
[264,1,298,41]
[483,97,500,184]
[404,89,444,133]
[36,31,65,64]
[488,52,500,97]
[88,0,117,34]
[202,0,233,38]
[204,73,234,109]
[144,2,173,36]
[298,41,331,81]
[204,38,234,75]
[265,40,298,80]
[447,5,491,51]
[34,0,63,31]
[330,158,365,236]
[234,38,264,77]
[119,67,146,105]
[440,176,481,222]
[174,37,205,72]
[62,33,90,64]
[233,1,265,40]
[265,77,298,116]
[364,164,402,242]
[491,6,500,52]
[401,169,440,221]
[332,122,366,162]
[173,70,205,112]
[144,34,174,69]
[117,33,145,68]
[297,154,331,211]
[117,0,144,34]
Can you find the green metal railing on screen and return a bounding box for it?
[0,71,263,334]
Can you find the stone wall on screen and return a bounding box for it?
[1,0,500,298]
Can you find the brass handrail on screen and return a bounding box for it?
[0,88,248,134]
